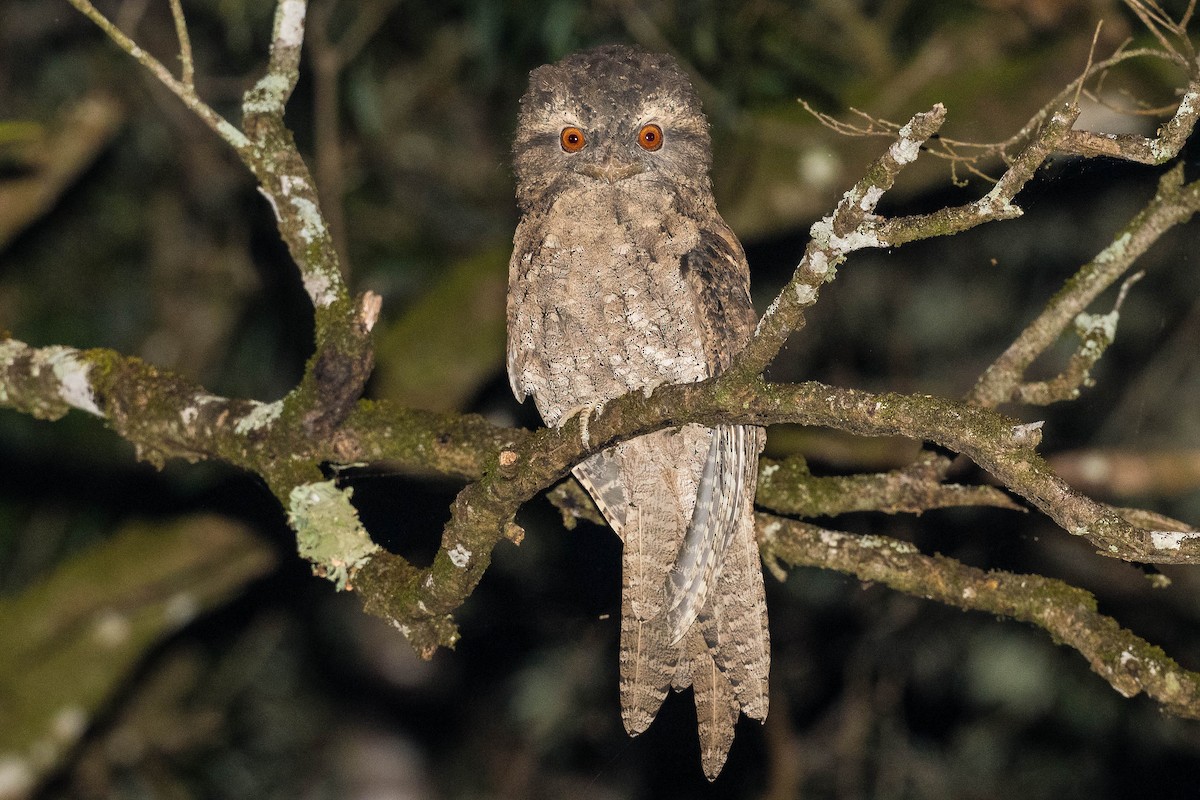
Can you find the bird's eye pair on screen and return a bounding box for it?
[558,124,664,153]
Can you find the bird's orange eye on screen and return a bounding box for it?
[560,127,586,152]
[637,123,663,151]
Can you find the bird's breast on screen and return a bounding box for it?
[514,182,709,422]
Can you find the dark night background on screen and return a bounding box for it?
[2,1,1200,798]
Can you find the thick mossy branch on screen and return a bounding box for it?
[336,400,518,481]
[746,381,1200,563]
[7,335,1199,656]
[756,454,1022,517]
[64,0,250,150]
[759,515,1200,719]
[350,371,1199,654]
[0,338,513,478]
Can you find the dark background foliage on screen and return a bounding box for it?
[2,1,1200,797]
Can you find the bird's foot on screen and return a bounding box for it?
[558,400,607,448]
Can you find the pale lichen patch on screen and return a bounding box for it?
[810,215,881,255]
[806,250,830,277]
[1093,232,1132,265]
[888,130,922,165]
[0,339,23,364]
[288,481,380,589]
[289,196,328,244]
[303,270,337,308]
[280,175,303,196]
[234,399,284,434]
[243,73,292,114]
[179,394,224,426]
[859,184,885,210]
[818,529,842,548]
[1150,530,1199,551]
[276,0,307,48]
[448,543,472,568]
[1010,420,1044,447]
[1178,90,1197,116]
[42,347,102,416]
[1074,309,1119,345]
[978,182,1024,217]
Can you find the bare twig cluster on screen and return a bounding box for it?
[3,0,1200,719]
[801,2,1199,183]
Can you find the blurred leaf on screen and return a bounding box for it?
[0,95,123,251]
[0,515,275,796]
[373,244,508,411]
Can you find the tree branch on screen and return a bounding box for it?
[736,104,948,375]
[1007,271,1144,406]
[755,453,1023,518]
[759,516,1200,719]
[349,371,1200,653]
[969,167,1200,406]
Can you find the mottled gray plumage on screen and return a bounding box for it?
[506,44,769,779]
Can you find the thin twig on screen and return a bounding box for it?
[801,36,1194,175]
[64,0,247,149]
[167,0,194,88]
[737,104,948,375]
[1074,21,1103,109]
[1182,0,1197,30]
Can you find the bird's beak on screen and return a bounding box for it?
[579,157,644,183]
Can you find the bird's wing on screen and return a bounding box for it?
[665,424,748,640]
[505,219,546,406]
[572,450,628,534]
[665,228,763,641]
[677,227,757,374]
